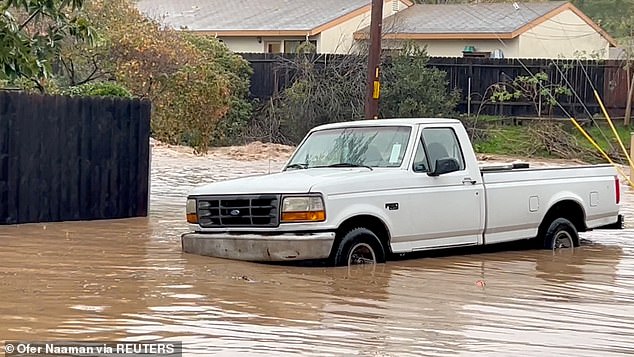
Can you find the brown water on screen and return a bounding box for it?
[1,146,634,356]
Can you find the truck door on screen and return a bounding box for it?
[391,126,485,253]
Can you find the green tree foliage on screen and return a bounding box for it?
[572,0,634,40]
[183,35,254,146]
[55,0,253,152]
[486,71,572,117]
[380,45,460,118]
[63,81,132,97]
[0,0,96,89]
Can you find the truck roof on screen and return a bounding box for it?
[312,118,462,131]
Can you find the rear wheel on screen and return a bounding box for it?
[542,218,578,250]
[332,227,386,266]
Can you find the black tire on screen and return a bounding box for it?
[542,217,579,250]
[332,227,386,266]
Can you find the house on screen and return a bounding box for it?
[354,1,618,59]
[136,0,414,54]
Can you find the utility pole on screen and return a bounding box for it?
[631,132,634,183]
[364,0,383,119]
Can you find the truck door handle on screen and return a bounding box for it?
[462,177,476,185]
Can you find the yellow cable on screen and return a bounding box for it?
[570,118,634,187]
[593,90,634,169]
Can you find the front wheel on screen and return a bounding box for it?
[542,218,578,250]
[332,228,386,266]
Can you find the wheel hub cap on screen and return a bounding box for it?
[348,242,377,265]
[554,231,573,249]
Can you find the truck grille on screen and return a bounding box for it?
[196,195,280,228]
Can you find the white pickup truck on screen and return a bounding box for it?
[183,118,623,265]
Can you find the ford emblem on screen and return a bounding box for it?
[230,209,241,216]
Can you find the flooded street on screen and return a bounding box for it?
[1,143,634,356]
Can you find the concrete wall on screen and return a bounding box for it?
[518,9,610,59]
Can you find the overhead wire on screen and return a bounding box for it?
[575,52,634,169]
[520,5,632,167]
[518,4,634,185]
[520,32,607,40]
[460,4,633,185]
[478,4,618,153]
[595,89,634,168]
[570,119,634,186]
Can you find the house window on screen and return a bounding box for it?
[284,40,317,53]
[265,42,282,53]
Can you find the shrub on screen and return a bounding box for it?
[247,54,366,144]
[381,44,460,118]
[184,35,253,147]
[249,45,459,144]
[56,0,253,152]
[64,82,132,97]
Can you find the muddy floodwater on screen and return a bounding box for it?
[1,144,634,356]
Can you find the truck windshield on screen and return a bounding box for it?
[286,126,412,169]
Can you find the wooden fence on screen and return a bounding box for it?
[0,91,151,225]
[242,53,630,118]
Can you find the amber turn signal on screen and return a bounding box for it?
[281,210,326,222]
[187,213,198,224]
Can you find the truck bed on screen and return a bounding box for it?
[480,164,619,245]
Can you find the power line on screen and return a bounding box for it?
[458,4,620,157]
[513,5,621,158]
[520,32,604,40]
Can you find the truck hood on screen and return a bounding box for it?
[187,168,379,196]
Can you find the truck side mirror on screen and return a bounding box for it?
[428,158,460,176]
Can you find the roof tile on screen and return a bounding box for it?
[136,0,377,32]
[364,1,568,34]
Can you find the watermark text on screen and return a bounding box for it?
[3,341,182,356]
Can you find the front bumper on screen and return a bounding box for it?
[181,231,336,261]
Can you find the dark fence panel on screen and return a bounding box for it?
[241,53,629,118]
[431,57,616,117]
[0,91,151,225]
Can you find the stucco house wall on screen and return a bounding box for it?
[219,37,264,53]
[320,0,408,54]
[518,9,610,59]
[382,38,519,58]
[219,36,320,53]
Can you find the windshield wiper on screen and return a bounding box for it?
[316,163,373,171]
[285,163,309,170]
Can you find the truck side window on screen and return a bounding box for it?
[412,138,429,172]
[422,128,465,171]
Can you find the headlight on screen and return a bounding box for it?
[186,198,198,224]
[281,195,326,223]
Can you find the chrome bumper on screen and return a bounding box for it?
[181,232,336,261]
